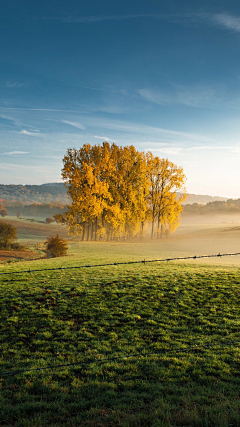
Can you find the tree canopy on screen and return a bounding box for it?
[54,143,187,240]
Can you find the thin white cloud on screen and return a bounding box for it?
[94,135,116,142]
[138,84,223,109]
[3,108,80,113]
[44,12,240,37]
[62,120,86,130]
[0,114,22,127]
[211,13,240,33]
[83,116,217,144]
[188,145,236,150]
[6,81,24,88]
[146,147,183,155]
[0,163,47,171]
[46,14,162,23]
[3,151,29,155]
[19,130,41,136]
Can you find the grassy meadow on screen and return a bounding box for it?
[0,215,240,426]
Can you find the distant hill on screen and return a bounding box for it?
[0,183,229,205]
[183,199,240,215]
[0,183,69,204]
[179,193,228,205]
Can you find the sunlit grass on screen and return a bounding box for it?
[0,262,240,426]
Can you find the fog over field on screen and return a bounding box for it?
[1,214,240,268]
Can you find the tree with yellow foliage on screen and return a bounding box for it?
[55,143,187,241]
[146,154,187,239]
[104,143,149,239]
[55,143,150,240]
[54,144,113,240]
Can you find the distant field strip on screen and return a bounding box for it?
[1,251,240,276]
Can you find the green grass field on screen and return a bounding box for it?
[0,217,240,426]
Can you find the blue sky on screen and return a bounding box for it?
[1,0,240,197]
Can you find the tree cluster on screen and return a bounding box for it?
[54,143,187,240]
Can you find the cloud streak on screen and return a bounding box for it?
[94,135,116,142]
[138,84,224,109]
[19,130,41,136]
[61,120,86,130]
[45,14,163,23]
[211,13,240,33]
[46,12,240,36]
[3,151,29,155]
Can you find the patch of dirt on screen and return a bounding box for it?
[223,226,240,232]
[0,249,45,261]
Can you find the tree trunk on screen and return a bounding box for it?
[151,220,154,240]
[91,221,94,241]
[82,222,85,241]
[94,217,97,241]
[87,223,90,241]
[160,224,163,239]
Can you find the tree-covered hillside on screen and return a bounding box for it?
[183,199,240,215]
[0,183,69,204]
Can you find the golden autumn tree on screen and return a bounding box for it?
[146,154,187,239]
[55,143,187,241]
[55,142,150,240]
[54,144,113,240]
[103,143,149,239]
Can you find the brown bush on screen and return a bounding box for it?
[45,217,54,224]
[45,234,68,257]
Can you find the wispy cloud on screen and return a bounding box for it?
[45,14,162,24]
[19,130,41,136]
[46,12,240,36]
[0,163,47,171]
[0,114,22,127]
[94,135,116,142]
[146,147,183,155]
[6,81,24,88]
[83,116,216,144]
[3,151,29,155]
[3,108,80,113]
[188,145,240,152]
[211,13,240,33]
[61,120,86,130]
[138,84,224,109]
[188,145,232,150]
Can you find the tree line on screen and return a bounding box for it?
[54,143,187,240]
[0,201,67,218]
[183,199,240,215]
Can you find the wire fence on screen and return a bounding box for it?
[1,251,240,277]
[1,339,240,377]
[1,251,240,378]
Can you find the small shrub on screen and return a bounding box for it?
[16,213,20,218]
[46,217,54,224]
[45,234,68,257]
[11,242,26,250]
